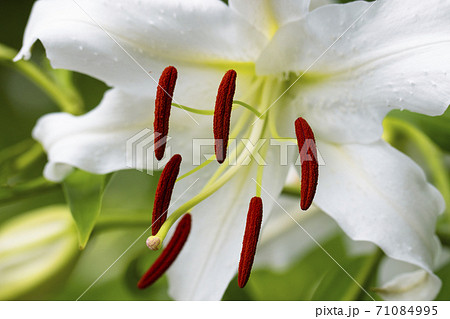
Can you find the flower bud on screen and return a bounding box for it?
[0,205,78,300]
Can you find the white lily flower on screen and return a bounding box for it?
[15,0,449,300]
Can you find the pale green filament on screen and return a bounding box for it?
[171,76,264,117]
[189,79,263,187]
[171,103,214,115]
[175,107,253,183]
[201,78,267,188]
[150,77,280,248]
[202,121,252,189]
[171,100,262,117]
[152,118,267,247]
[176,155,216,182]
[233,100,263,117]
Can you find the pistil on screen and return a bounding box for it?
[138,213,191,289]
[152,118,267,245]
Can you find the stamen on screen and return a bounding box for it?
[152,154,182,235]
[294,117,319,211]
[213,69,237,164]
[153,118,266,245]
[154,66,178,160]
[138,213,191,289]
[238,196,263,288]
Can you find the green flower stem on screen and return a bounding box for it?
[13,142,44,171]
[0,178,58,206]
[384,117,450,223]
[0,43,83,114]
[95,214,149,231]
[353,249,384,301]
[437,224,450,247]
[0,140,45,181]
[0,139,34,164]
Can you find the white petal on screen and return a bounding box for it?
[258,0,450,143]
[377,257,441,301]
[229,0,310,39]
[33,89,210,181]
[166,145,292,300]
[16,0,265,102]
[255,196,339,270]
[314,140,444,299]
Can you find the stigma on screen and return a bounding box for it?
[138,214,191,289]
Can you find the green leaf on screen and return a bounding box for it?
[63,170,110,249]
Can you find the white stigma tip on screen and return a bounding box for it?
[146,236,161,251]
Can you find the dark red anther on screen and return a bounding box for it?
[152,154,182,235]
[238,196,263,288]
[138,214,191,289]
[213,69,237,164]
[294,117,318,211]
[154,66,178,160]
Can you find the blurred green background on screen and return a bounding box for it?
[0,0,449,301]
